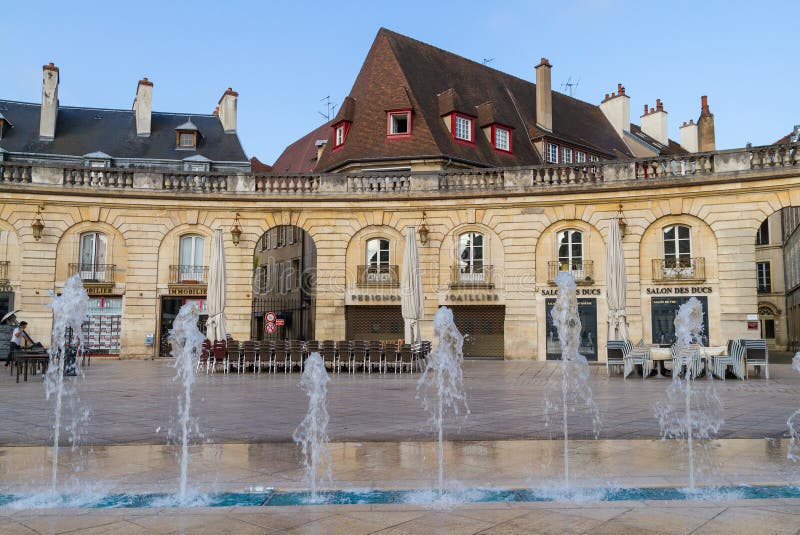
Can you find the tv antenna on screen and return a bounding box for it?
[318,96,336,122]
[560,76,580,97]
[482,57,495,65]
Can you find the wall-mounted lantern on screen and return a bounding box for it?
[230,213,242,246]
[31,205,45,241]
[417,211,429,246]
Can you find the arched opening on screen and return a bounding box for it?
[251,225,316,341]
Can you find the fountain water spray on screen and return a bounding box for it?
[44,274,89,494]
[655,297,723,491]
[787,353,800,461]
[416,306,469,496]
[293,352,332,501]
[544,272,600,489]
[168,303,205,504]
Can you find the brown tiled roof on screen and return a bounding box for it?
[628,124,688,156]
[271,121,331,173]
[250,156,272,173]
[314,28,634,171]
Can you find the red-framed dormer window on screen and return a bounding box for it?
[387,109,412,138]
[451,113,475,144]
[332,121,351,150]
[491,125,513,154]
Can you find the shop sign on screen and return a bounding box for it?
[168,286,207,296]
[540,288,601,296]
[646,286,712,295]
[444,293,500,302]
[351,294,401,302]
[83,283,116,296]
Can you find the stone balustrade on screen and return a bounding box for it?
[0,143,797,197]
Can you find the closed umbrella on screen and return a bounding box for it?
[205,228,227,342]
[606,215,628,341]
[401,226,424,344]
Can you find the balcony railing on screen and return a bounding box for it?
[450,265,494,287]
[0,261,9,283]
[69,263,116,284]
[547,260,595,285]
[357,265,400,287]
[169,265,209,284]
[652,257,706,282]
[757,285,772,294]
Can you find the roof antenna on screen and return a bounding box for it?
[482,57,495,65]
[318,96,336,122]
[560,76,581,97]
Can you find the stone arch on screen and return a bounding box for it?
[534,219,606,287]
[438,222,505,290]
[639,214,719,284]
[55,220,129,286]
[344,224,405,290]
[0,218,23,290]
[156,223,215,287]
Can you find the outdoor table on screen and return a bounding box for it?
[649,348,672,378]
[14,351,49,383]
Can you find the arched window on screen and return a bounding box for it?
[179,235,205,282]
[557,230,583,271]
[365,237,391,284]
[79,231,108,281]
[458,232,485,282]
[662,225,691,268]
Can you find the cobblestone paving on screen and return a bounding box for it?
[1,360,799,446]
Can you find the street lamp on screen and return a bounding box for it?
[230,213,242,246]
[31,205,45,241]
[417,211,429,246]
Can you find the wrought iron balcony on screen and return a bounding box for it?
[450,265,494,287]
[652,257,706,282]
[68,263,116,284]
[547,260,595,285]
[357,265,399,287]
[757,285,772,294]
[169,265,209,285]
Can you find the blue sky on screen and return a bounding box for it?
[2,0,798,163]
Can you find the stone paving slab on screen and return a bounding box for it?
[1,360,799,446]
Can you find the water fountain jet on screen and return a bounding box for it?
[293,352,332,502]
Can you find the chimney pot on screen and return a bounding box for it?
[39,63,59,140]
[535,58,552,131]
[218,87,239,133]
[604,93,609,100]
[643,104,649,115]
[212,106,219,116]
[133,76,153,137]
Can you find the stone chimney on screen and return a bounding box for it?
[697,95,715,151]
[39,62,59,141]
[599,83,630,140]
[133,77,153,137]
[535,58,552,131]
[218,87,238,133]
[679,119,698,153]
[640,98,668,145]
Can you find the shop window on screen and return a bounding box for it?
[458,232,485,281]
[557,230,583,272]
[757,262,772,293]
[663,225,692,269]
[79,231,108,281]
[179,234,205,282]
[756,219,770,245]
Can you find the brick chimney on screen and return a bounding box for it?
[697,95,715,151]
[39,62,59,141]
[535,58,552,131]
[679,119,698,153]
[133,77,153,137]
[599,83,630,141]
[218,87,238,133]
[640,98,668,145]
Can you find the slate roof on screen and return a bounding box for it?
[628,124,688,156]
[312,28,634,172]
[272,121,331,173]
[0,100,248,163]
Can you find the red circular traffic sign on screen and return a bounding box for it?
[265,311,276,323]
[265,322,276,333]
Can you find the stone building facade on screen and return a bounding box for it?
[0,144,798,360]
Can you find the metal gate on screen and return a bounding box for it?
[252,296,315,341]
[345,306,403,341]
[448,305,505,358]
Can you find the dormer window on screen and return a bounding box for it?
[332,121,350,150]
[491,125,512,153]
[0,112,12,140]
[453,114,474,143]
[387,110,412,137]
[175,118,199,150]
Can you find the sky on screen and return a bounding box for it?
[2,0,798,164]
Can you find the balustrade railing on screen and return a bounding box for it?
[635,153,714,179]
[532,164,603,186]
[347,173,411,193]
[0,162,32,184]
[450,264,494,287]
[162,172,227,192]
[652,257,706,282]
[169,265,209,284]
[255,174,319,194]
[64,167,134,188]
[439,169,504,190]
[68,263,116,284]
[750,144,799,169]
[356,265,400,287]
[547,260,595,285]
